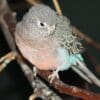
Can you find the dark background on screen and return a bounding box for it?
[0,0,100,100]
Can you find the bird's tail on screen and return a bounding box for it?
[71,55,100,87]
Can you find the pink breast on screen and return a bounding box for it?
[31,49,59,70]
[17,37,60,70]
[34,57,58,70]
[19,44,59,70]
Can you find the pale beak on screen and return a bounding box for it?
[48,25,55,33]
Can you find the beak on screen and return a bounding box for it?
[48,25,55,33]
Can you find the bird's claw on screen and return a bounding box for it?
[48,71,59,83]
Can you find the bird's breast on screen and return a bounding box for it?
[16,38,61,70]
[22,47,59,70]
[34,52,59,70]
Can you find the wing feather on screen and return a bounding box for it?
[54,15,84,54]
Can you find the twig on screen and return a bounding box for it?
[52,0,62,15]
[30,76,62,100]
[0,0,33,83]
[29,94,37,100]
[26,0,41,5]
[0,52,17,72]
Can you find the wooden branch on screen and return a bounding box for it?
[52,0,62,15]
[0,0,34,86]
[0,52,17,72]
[38,70,100,100]
[26,0,41,5]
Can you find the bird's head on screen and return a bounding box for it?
[22,4,57,38]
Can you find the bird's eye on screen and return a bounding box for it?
[40,22,45,27]
[37,20,48,28]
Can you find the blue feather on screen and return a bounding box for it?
[69,54,84,65]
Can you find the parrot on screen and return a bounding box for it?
[14,4,100,86]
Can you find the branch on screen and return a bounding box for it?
[52,0,62,15]
[26,0,42,5]
[38,70,100,100]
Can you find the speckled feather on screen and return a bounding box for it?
[53,15,84,54]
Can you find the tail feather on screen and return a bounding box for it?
[71,66,92,83]
[75,59,100,87]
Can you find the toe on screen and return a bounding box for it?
[48,71,59,83]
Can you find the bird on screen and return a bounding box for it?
[14,4,100,86]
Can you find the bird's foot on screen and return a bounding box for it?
[48,70,59,83]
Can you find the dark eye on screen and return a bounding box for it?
[37,20,48,28]
[40,22,44,27]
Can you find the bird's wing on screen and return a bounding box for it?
[55,15,84,54]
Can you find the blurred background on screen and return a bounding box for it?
[0,0,100,100]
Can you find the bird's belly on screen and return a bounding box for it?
[19,45,59,70]
[35,57,58,70]
[32,50,59,70]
